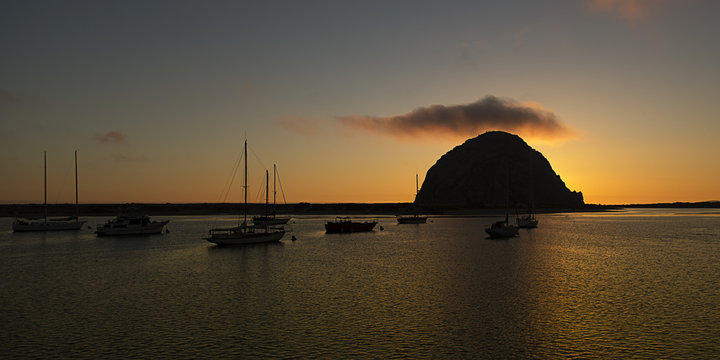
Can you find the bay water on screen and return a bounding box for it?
[1,209,718,358]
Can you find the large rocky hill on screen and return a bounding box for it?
[415,131,583,208]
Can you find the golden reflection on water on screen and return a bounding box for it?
[0,211,718,358]
[520,212,719,357]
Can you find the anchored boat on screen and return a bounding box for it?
[205,139,285,245]
[13,151,86,232]
[325,217,377,233]
[96,214,169,236]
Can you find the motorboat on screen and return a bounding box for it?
[96,214,169,236]
[325,217,377,233]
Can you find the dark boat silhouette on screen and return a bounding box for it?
[253,164,291,226]
[397,173,428,224]
[325,217,377,233]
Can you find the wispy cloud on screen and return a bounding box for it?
[337,96,576,143]
[94,131,127,144]
[111,153,149,162]
[588,0,661,22]
[0,90,22,104]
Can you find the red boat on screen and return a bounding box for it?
[325,217,377,233]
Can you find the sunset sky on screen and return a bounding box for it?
[2,0,719,205]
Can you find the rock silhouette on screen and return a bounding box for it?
[415,131,583,208]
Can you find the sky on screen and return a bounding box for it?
[1,0,719,205]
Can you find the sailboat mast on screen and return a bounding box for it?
[273,164,277,215]
[505,166,510,224]
[75,150,79,222]
[415,173,419,196]
[44,151,47,224]
[243,139,247,226]
[265,169,269,215]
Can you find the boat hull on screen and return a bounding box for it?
[517,217,538,228]
[205,229,285,245]
[252,216,291,226]
[325,221,377,233]
[96,221,169,236]
[485,227,519,238]
[397,216,427,224]
[485,221,519,238]
[13,219,86,232]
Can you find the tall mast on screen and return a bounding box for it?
[44,151,47,224]
[243,139,247,226]
[273,164,277,216]
[415,173,420,216]
[75,150,79,222]
[265,169,269,216]
[415,173,419,196]
[505,166,510,224]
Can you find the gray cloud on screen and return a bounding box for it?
[338,96,576,141]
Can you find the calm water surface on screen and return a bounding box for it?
[1,209,718,358]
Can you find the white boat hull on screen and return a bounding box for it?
[13,219,86,232]
[252,216,291,226]
[205,229,285,245]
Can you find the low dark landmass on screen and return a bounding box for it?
[3,201,718,218]
[1,202,618,218]
[621,201,720,208]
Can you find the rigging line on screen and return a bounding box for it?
[247,144,268,171]
[221,151,242,202]
[252,173,265,204]
[276,166,287,204]
[220,146,244,202]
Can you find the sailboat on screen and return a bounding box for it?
[13,151,86,232]
[253,164,291,226]
[485,214,519,238]
[517,208,539,228]
[204,140,285,245]
[397,173,427,224]
[485,169,518,238]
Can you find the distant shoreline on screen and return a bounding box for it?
[1,201,716,218]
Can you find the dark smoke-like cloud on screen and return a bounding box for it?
[338,96,576,142]
[94,131,127,144]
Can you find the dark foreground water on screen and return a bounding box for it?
[1,209,718,359]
